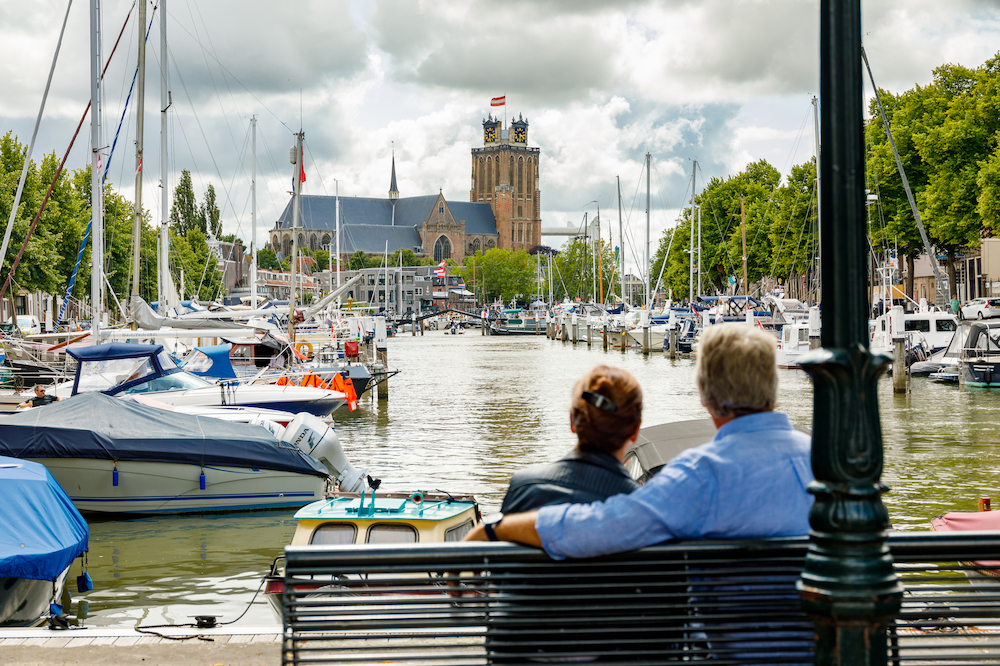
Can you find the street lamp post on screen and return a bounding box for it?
[798,2,903,664]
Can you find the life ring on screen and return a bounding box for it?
[296,342,314,357]
[409,491,425,505]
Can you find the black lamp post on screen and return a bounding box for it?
[797,1,903,664]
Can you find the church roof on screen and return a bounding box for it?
[339,224,423,255]
[276,194,498,236]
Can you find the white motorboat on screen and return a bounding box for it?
[0,396,364,514]
[59,343,345,417]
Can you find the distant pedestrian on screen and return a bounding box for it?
[952,297,962,320]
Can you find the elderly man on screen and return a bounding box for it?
[466,323,814,558]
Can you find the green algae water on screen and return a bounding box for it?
[75,332,1000,626]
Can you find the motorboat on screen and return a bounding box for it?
[0,456,89,626]
[61,343,345,417]
[956,321,1000,387]
[931,509,1000,590]
[262,489,480,620]
[910,321,971,378]
[0,396,362,514]
[775,319,812,368]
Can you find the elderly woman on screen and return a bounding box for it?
[469,323,813,556]
[499,365,642,514]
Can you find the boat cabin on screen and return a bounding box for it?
[288,491,480,546]
[66,342,208,396]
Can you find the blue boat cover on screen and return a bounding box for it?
[67,342,165,360]
[0,456,88,581]
[182,344,237,379]
[0,393,328,478]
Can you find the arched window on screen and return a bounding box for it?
[527,158,533,198]
[282,236,292,257]
[517,157,524,198]
[321,234,331,247]
[508,158,514,186]
[478,158,485,196]
[298,233,306,248]
[486,238,495,250]
[473,239,481,253]
[486,158,492,196]
[433,236,451,262]
[309,234,318,251]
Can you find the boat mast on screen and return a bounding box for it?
[335,180,340,292]
[741,195,748,298]
[812,95,822,305]
[288,131,303,343]
[617,175,623,305]
[131,0,147,313]
[90,0,103,342]
[689,161,695,303]
[159,0,171,315]
[697,164,702,300]
[645,153,650,308]
[597,203,603,304]
[250,115,257,308]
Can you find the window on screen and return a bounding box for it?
[367,524,417,544]
[310,523,357,545]
[518,226,523,243]
[486,158,492,193]
[905,320,931,333]
[517,205,523,218]
[434,235,451,262]
[517,157,524,197]
[623,453,643,480]
[445,519,474,542]
[937,319,957,332]
[439,205,444,214]
[415,287,423,295]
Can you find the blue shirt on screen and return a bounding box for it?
[535,411,814,560]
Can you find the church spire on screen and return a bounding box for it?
[389,143,399,202]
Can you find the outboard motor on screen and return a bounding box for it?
[249,415,286,440]
[280,413,367,492]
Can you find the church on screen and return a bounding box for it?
[269,114,542,263]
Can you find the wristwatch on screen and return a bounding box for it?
[483,513,505,541]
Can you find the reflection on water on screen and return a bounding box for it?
[75,332,1000,626]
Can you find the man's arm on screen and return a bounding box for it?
[463,511,542,548]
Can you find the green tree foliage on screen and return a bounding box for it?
[0,132,88,296]
[168,170,199,237]
[101,190,159,302]
[459,248,537,303]
[257,247,281,270]
[169,227,223,301]
[200,183,222,238]
[551,238,614,302]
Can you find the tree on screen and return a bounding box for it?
[389,248,423,266]
[551,238,614,302]
[168,170,199,237]
[199,183,222,238]
[459,248,536,303]
[257,247,281,270]
[169,227,223,301]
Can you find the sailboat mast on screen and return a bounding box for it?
[741,195,748,298]
[645,152,650,308]
[250,115,258,308]
[617,175,623,304]
[288,131,303,343]
[131,0,147,306]
[812,95,822,304]
[597,204,603,304]
[159,0,170,315]
[90,0,103,342]
[335,180,341,290]
[696,161,702,299]
[689,161,695,303]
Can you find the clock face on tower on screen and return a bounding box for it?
[484,126,497,143]
[513,126,526,143]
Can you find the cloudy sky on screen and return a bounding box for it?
[2,0,999,272]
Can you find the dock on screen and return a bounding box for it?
[0,626,281,666]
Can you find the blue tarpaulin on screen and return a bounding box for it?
[0,457,88,581]
[182,344,237,380]
[0,393,328,478]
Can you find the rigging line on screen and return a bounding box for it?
[304,141,330,196]
[702,196,741,278]
[0,2,136,304]
[256,122,288,227]
[0,0,74,279]
[161,5,292,134]
[768,169,814,277]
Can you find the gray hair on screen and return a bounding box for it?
[695,323,778,418]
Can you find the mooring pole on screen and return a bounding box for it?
[797,1,903,663]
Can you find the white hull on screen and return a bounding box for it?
[626,327,666,350]
[34,458,327,514]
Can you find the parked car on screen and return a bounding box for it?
[15,315,41,336]
[961,298,1000,320]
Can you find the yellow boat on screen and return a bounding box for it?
[263,489,480,617]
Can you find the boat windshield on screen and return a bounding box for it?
[119,371,214,394]
[76,357,157,393]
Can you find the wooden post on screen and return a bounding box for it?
[420,319,424,336]
[376,349,388,400]
[891,306,906,394]
[571,313,578,344]
[809,305,821,350]
[602,322,609,351]
[669,325,677,360]
[586,314,592,348]
[620,328,626,354]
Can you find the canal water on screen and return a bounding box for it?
[77,331,1000,627]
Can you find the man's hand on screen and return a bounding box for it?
[463,512,543,548]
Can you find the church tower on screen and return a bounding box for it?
[470,113,540,251]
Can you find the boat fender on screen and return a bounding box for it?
[113,462,118,487]
[409,491,425,504]
[200,469,206,490]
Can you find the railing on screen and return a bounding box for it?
[282,532,1000,665]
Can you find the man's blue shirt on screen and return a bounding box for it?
[535,411,814,560]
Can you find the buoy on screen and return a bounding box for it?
[199,470,206,490]
[112,463,118,487]
[296,341,313,357]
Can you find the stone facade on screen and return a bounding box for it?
[471,114,541,252]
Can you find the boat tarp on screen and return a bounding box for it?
[0,456,88,581]
[183,344,238,379]
[0,393,328,478]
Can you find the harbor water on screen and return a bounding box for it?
[76,332,1000,627]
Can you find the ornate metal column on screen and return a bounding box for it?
[797,1,903,664]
